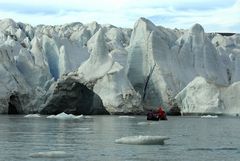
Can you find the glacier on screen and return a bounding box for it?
[176,77,240,115]
[0,17,239,115]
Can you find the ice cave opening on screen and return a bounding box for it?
[40,81,109,115]
[8,94,23,114]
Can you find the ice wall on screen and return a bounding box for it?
[0,18,239,114]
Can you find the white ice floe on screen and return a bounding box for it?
[75,127,91,131]
[201,115,218,118]
[74,127,93,134]
[84,116,93,119]
[46,112,84,120]
[118,116,136,119]
[24,114,41,118]
[137,121,159,125]
[29,151,73,158]
[115,135,169,145]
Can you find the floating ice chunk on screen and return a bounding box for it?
[24,114,41,118]
[118,116,136,119]
[29,151,73,158]
[137,121,159,125]
[46,112,84,120]
[115,135,169,145]
[76,127,91,131]
[75,127,93,134]
[46,115,57,119]
[84,116,93,119]
[74,115,84,119]
[201,115,218,118]
[137,122,149,125]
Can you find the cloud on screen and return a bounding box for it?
[0,3,60,15]
[134,0,240,32]
[0,0,239,32]
[174,0,240,32]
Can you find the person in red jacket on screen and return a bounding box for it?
[157,107,167,120]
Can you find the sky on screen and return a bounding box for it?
[0,0,239,32]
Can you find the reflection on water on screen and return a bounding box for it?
[0,115,240,161]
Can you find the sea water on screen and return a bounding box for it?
[0,115,240,161]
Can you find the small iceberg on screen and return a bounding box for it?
[29,151,73,158]
[76,127,91,131]
[46,112,84,120]
[115,135,169,145]
[84,116,93,119]
[118,116,136,119]
[75,127,93,134]
[201,115,218,118]
[137,121,159,125]
[24,114,41,118]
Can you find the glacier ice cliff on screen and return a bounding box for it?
[0,18,239,115]
[176,77,240,114]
